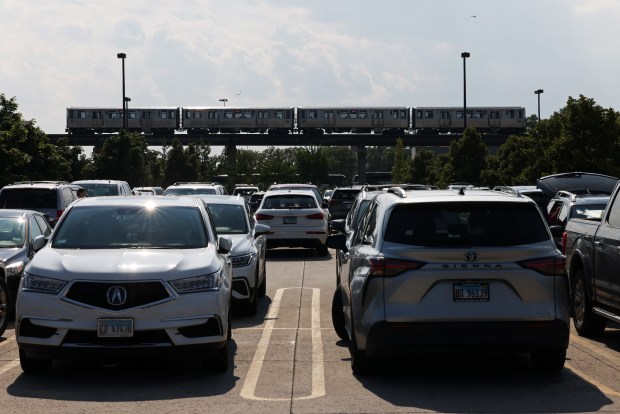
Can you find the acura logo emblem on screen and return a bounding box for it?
[465,251,478,262]
[106,286,128,306]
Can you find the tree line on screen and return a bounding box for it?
[1,93,619,192]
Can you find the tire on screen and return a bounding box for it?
[317,244,329,257]
[258,260,267,297]
[572,268,607,337]
[531,347,566,374]
[349,320,376,375]
[0,278,9,338]
[331,287,348,341]
[19,349,52,373]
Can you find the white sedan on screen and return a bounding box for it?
[16,196,233,373]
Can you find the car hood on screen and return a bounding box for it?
[537,172,619,198]
[225,234,254,256]
[0,247,25,265]
[26,246,222,280]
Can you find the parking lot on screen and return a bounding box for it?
[2,248,620,413]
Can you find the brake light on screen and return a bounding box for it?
[306,212,325,220]
[368,257,425,277]
[518,256,566,276]
[57,209,64,219]
[561,231,567,255]
[255,213,274,220]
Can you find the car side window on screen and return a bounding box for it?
[607,192,620,227]
[29,216,44,240]
[547,201,563,225]
[361,207,378,246]
[62,188,75,208]
[33,215,52,237]
[353,203,376,246]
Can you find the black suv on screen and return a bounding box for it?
[0,181,83,226]
[327,187,363,221]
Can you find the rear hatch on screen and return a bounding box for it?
[537,172,618,200]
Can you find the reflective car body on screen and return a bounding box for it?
[16,196,233,373]
[256,189,329,256]
[328,189,569,374]
[198,195,269,315]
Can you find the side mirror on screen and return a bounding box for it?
[255,223,270,238]
[218,236,233,254]
[326,234,347,252]
[330,219,345,233]
[548,225,563,237]
[32,235,47,252]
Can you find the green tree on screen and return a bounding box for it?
[87,131,148,187]
[162,138,195,186]
[411,148,437,185]
[323,146,357,184]
[391,138,412,183]
[444,128,489,185]
[259,147,298,185]
[294,147,329,186]
[366,146,394,172]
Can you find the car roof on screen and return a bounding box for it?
[269,183,318,189]
[373,189,535,206]
[2,181,77,189]
[264,189,318,196]
[72,195,202,208]
[72,179,127,184]
[166,182,221,188]
[193,195,246,205]
[0,209,37,218]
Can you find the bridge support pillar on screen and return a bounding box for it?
[356,145,367,185]
[224,143,237,169]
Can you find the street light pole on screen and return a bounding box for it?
[117,53,127,130]
[534,89,544,121]
[219,98,228,107]
[461,52,470,130]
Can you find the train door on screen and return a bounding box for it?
[257,110,268,128]
[439,110,451,128]
[323,110,335,128]
[91,111,103,128]
[207,110,219,128]
[141,111,153,130]
[372,110,384,128]
[489,110,500,128]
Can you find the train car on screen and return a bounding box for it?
[182,107,294,134]
[297,107,409,134]
[66,107,180,134]
[413,106,525,134]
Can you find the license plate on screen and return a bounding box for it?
[98,318,134,337]
[283,217,297,224]
[453,283,489,302]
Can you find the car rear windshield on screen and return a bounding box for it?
[165,188,216,195]
[332,190,361,200]
[52,206,208,249]
[0,188,56,209]
[262,195,317,209]
[384,202,550,247]
[78,183,119,196]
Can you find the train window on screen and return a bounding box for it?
[359,111,367,119]
[325,111,334,119]
[243,111,252,119]
[350,111,358,119]
[109,112,119,119]
[225,112,233,119]
[518,109,524,119]
[185,111,192,119]
[170,111,176,119]
[340,111,348,119]
[474,111,483,119]
[208,111,218,119]
[416,110,423,119]
[400,110,407,119]
[424,111,433,119]
[129,111,137,119]
[276,111,283,119]
[161,111,168,119]
[234,111,243,119]
[507,110,515,119]
[456,112,463,119]
[373,111,384,119]
[78,111,87,119]
[308,110,316,119]
[193,112,201,119]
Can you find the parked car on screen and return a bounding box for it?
[0,181,83,226]
[493,185,548,213]
[267,183,330,223]
[232,185,260,201]
[537,172,618,206]
[327,188,569,374]
[248,191,265,213]
[164,182,227,196]
[15,195,233,373]
[72,179,133,197]
[327,187,363,221]
[255,189,329,256]
[323,189,334,202]
[199,195,269,315]
[132,187,157,196]
[546,191,610,246]
[0,209,51,337]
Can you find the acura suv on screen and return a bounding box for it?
[16,196,233,373]
[327,188,569,374]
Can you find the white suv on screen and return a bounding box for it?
[16,196,233,373]
[328,188,569,374]
[164,182,227,196]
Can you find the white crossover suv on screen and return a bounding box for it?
[16,195,233,373]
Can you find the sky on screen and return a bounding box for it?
[1,0,620,139]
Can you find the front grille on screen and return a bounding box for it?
[64,281,171,311]
[62,329,172,346]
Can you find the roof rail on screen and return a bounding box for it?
[386,187,407,198]
[11,181,70,185]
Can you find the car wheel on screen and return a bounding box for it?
[530,347,566,374]
[331,287,348,341]
[317,244,329,257]
[0,278,9,337]
[572,269,607,337]
[258,260,267,297]
[19,348,52,373]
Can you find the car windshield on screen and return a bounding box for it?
[52,205,208,249]
[262,194,317,209]
[384,202,550,247]
[205,204,248,234]
[165,188,216,195]
[0,188,56,209]
[0,217,26,248]
[77,183,119,196]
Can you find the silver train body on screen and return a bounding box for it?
[66,106,525,135]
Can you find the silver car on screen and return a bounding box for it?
[16,196,233,373]
[328,188,570,374]
[198,195,269,316]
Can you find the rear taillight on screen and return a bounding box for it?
[306,212,325,220]
[368,257,425,277]
[255,213,274,220]
[561,231,567,255]
[57,210,64,219]
[518,256,566,276]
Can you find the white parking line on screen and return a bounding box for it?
[0,360,20,376]
[240,287,325,401]
[0,335,16,349]
[565,362,620,397]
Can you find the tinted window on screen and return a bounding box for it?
[262,195,317,209]
[205,204,248,234]
[52,206,208,249]
[164,187,216,195]
[332,190,361,200]
[0,217,25,247]
[33,215,52,237]
[0,189,56,209]
[384,202,550,247]
[78,183,119,196]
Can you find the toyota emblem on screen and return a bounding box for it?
[465,251,478,262]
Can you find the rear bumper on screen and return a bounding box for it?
[363,320,570,357]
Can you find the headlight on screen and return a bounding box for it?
[23,272,67,294]
[6,261,24,277]
[231,253,255,268]
[170,272,222,293]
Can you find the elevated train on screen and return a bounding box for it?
[66,105,525,135]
